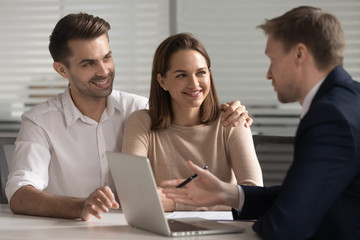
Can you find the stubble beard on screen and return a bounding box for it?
[70,70,115,99]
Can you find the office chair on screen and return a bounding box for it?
[0,137,16,204]
[253,135,295,186]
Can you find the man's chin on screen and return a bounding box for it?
[277,95,296,104]
[277,93,287,103]
[93,86,113,98]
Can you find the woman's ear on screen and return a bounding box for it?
[53,62,69,79]
[157,73,167,91]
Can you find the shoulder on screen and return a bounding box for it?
[126,109,152,128]
[309,82,360,125]
[110,90,149,110]
[21,92,64,122]
[128,109,151,121]
[309,67,360,124]
[299,82,360,151]
[216,111,251,135]
[317,67,360,113]
[111,90,148,103]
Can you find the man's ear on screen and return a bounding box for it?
[157,73,167,90]
[53,62,69,79]
[295,43,307,64]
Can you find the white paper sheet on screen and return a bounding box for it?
[166,211,233,220]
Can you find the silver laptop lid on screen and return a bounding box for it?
[107,152,171,236]
[107,151,245,237]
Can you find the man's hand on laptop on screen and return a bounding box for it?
[161,160,240,209]
[80,186,119,221]
[158,187,176,212]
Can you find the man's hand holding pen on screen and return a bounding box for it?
[176,165,208,188]
[161,160,240,209]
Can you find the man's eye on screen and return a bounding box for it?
[104,55,112,61]
[82,61,95,68]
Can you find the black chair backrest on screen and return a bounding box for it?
[0,137,16,204]
[253,135,295,186]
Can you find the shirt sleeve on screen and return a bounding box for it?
[5,116,51,201]
[235,185,245,211]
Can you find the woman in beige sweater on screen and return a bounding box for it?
[122,33,263,211]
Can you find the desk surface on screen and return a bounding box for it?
[0,204,260,240]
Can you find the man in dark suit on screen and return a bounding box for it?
[162,6,360,240]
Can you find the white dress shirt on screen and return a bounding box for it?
[6,87,148,200]
[300,77,325,119]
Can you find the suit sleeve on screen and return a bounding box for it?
[232,185,281,220]
[241,103,358,240]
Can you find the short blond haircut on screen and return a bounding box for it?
[257,6,345,71]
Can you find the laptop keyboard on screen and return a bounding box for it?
[168,219,209,232]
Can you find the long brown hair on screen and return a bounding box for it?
[149,33,220,130]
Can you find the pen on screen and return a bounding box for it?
[176,165,208,188]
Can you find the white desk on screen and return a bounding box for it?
[0,204,260,239]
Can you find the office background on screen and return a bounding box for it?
[0,0,359,137]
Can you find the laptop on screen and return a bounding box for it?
[106,151,245,237]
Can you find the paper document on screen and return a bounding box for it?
[166,211,233,220]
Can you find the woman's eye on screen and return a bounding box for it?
[176,74,186,78]
[197,71,207,76]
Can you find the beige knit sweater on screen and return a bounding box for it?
[122,109,263,210]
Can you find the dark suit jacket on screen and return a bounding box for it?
[233,66,360,240]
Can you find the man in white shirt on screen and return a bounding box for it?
[6,13,251,220]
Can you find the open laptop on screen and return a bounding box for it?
[106,151,245,237]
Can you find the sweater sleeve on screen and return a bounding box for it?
[121,109,151,157]
[227,124,263,187]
